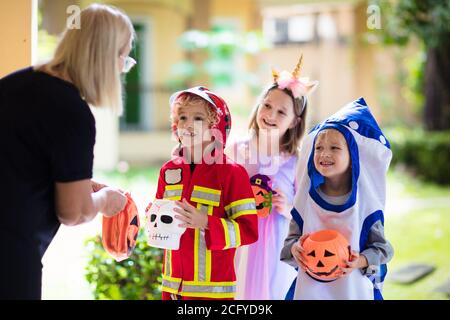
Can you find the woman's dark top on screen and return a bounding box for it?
[0,67,96,299]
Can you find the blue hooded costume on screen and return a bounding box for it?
[288,97,392,299]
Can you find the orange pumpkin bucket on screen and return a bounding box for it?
[102,192,140,262]
[302,229,351,282]
[250,174,277,218]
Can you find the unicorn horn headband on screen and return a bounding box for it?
[271,54,318,101]
[292,54,303,79]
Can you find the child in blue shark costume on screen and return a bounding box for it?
[280,97,394,300]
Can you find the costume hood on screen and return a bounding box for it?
[305,97,392,212]
[169,86,232,149]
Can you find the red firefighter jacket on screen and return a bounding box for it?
[155,155,258,298]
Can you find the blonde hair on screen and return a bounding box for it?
[40,4,135,115]
[248,84,308,156]
[171,93,220,129]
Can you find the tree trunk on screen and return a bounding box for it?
[423,46,450,131]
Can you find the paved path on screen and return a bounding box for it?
[386,197,450,216]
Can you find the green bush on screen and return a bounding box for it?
[84,228,164,300]
[386,128,450,184]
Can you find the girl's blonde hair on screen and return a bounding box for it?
[248,84,308,156]
[170,93,220,130]
[40,4,135,115]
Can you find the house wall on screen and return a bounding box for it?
[258,0,420,129]
[15,0,420,169]
[258,2,363,128]
[0,0,37,77]
[70,0,192,169]
[101,0,262,167]
[40,0,79,35]
[93,0,191,131]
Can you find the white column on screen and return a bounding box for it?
[91,108,119,172]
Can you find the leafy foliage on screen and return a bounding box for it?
[372,0,450,131]
[168,26,267,90]
[386,127,450,184]
[84,228,164,300]
[373,0,450,48]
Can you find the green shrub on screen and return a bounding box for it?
[386,128,450,184]
[84,228,164,300]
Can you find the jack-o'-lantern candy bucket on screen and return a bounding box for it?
[302,229,351,282]
[250,174,277,218]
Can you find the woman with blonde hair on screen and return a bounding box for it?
[0,4,136,299]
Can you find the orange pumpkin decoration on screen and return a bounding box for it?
[302,229,351,282]
[250,174,277,218]
[102,192,140,262]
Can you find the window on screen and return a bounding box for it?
[120,22,153,132]
[263,7,340,46]
[317,13,337,40]
[288,15,315,43]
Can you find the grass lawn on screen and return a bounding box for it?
[387,168,450,198]
[383,207,450,300]
[383,169,450,300]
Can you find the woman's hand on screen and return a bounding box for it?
[291,233,310,271]
[336,251,368,278]
[145,202,152,217]
[91,180,107,192]
[173,198,208,229]
[98,187,127,217]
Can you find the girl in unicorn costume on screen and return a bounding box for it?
[280,97,394,300]
[227,55,318,299]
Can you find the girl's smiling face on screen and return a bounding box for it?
[256,88,297,138]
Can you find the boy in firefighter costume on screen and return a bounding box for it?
[280,97,394,300]
[153,86,258,300]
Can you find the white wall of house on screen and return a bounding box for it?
[91,108,120,171]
